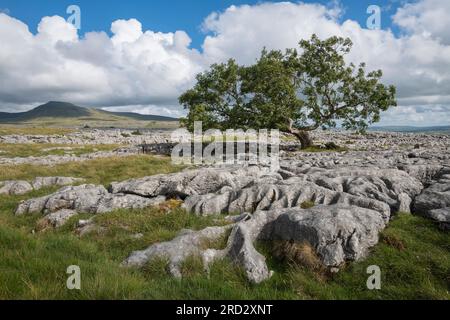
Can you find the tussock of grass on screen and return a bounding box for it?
[271,240,324,272]
[381,233,406,251]
[300,201,315,209]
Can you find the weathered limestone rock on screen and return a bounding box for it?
[123,205,386,284]
[39,209,78,228]
[122,226,230,278]
[428,208,450,230]
[413,176,450,228]
[0,177,85,196]
[268,205,386,267]
[0,181,33,195]
[15,184,166,216]
[110,166,275,199]
[183,177,391,222]
[95,194,166,214]
[397,164,444,184]
[284,167,423,212]
[32,177,85,190]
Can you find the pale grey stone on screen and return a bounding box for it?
[42,209,78,228]
[122,226,230,278]
[32,177,85,190]
[0,181,33,195]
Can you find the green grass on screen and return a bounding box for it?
[0,143,121,158]
[0,155,182,186]
[0,153,448,299]
[0,126,75,136]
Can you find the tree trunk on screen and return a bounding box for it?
[291,130,313,149]
[286,118,314,149]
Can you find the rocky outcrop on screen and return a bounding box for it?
[182,167,422,218]
[183,178,391,221]
[15,184,166,217]
[110,166,276,199]
[122,226,231,278]
[0,177,84,195]
[0,180,33,195]
[32,177,85,190]
[414,174,450,229]
[38,209,79,229]
[123,205,386,283]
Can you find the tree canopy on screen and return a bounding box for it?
[179,34,397,148]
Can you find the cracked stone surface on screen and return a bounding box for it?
[0,180,33,195]
[15,184,166,218]
[110,166,276,198]
[413,170,450,229]
[39,209,79,229]
[123,204,386,283]
[122,226,231,278]
[0,176,85,195]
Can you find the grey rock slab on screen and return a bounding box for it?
[32,177,85,190]
[124,205,386,284]
[95,194,166,214]
[183,177,391,222]
[41,209,78,228]
[122,226,230,278]
[268,205,386,267]
[0,180,33,195]
[414,176,450,228]
[110,166,275,198]
[15,184,166,216]
[414,181,450,213]
[428,208,450,230]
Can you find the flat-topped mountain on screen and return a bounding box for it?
[0,101,179,128]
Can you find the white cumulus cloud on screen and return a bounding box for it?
[0,0,449,125]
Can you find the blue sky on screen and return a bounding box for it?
[0,0,449,126]
[0,0,402,49]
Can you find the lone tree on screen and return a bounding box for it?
[179,35,397,148]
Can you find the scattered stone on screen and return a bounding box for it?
[37,209,78,229]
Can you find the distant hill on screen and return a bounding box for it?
[0,101,179,128]
[369,125,450,133]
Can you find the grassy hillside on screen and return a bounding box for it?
[0,102,179,129]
